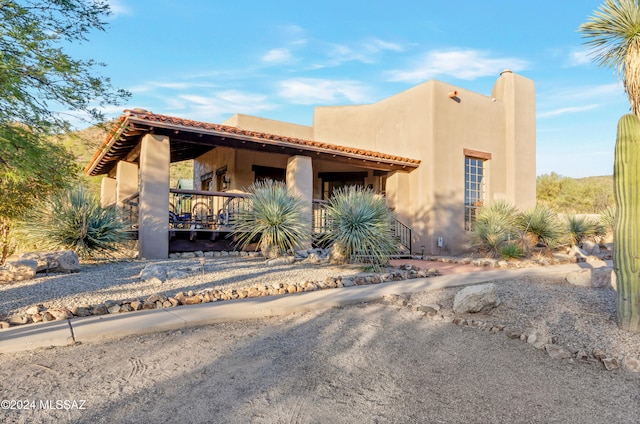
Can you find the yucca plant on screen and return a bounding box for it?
[521,205,564,248]
[231,179,307,258]
[319,186,397,271]
[599,205,616,238]
[468,200,521,257]
[564,214,599,247]
[21,186,131,259]
[499,243,524,260]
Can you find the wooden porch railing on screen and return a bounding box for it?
[120,191,412,254]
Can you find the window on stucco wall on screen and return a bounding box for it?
[464,156,486,231]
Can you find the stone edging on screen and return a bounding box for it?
[382,294,640,375]
[0,260,439,329]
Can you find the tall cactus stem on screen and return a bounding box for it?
[614,113,640,332]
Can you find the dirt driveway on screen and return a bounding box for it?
[1,298,638,423]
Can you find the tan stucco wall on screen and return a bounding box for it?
[223,114,314,140]
[195,71,535,255]
[312,72,536,255]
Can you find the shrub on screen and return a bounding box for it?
[599,206,616,238]
[21,186,131,259]
[231,180,307,257]
[468,200,521,257]
[521,205,564,248]
[499,243,524,260]
[319,186,397,271]
[564,214,599,246]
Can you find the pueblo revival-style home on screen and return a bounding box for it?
[85,69,535,259]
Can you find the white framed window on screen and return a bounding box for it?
[464,156,485,231]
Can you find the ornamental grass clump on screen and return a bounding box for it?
[231,180,307,258]
[499,242,524,260]
[22,186,131,259]
[468,200,521,257]
[521,205,564,249]
[319,186,398,271]
[564,214,599,247]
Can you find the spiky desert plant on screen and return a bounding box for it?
[21,186,131,259]
[468,200,521,257]
[231,179,307,258]
[580,0,640,116]
[613,113,640,332]
[600,205,616,237]
[319,186,397,271]
[564,214,599,247]
[521,205,564,248]
[499,243,523,260]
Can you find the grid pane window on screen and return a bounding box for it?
[464,157,485,231]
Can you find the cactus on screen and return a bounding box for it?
[614,114,640,332]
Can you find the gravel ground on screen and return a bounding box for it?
[409,274,640,361]
[2,256,639,362]
[1,258,640,423]
[0,256,365,318]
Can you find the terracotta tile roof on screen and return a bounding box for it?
[85,109,421,176]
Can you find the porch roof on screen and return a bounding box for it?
[84,109,421,176]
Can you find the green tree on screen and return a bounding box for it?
[0,125,78,262]
[536,172,564,206]
[580,0,640,332]
[0,1,128,263]
[0,0,128,132]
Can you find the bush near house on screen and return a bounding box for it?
[469,201,606,258]
[231,180,307,258]
[468,200,522,257]
[20,186,131,259]
[319,186,398,271]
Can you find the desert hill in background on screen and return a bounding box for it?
[57,125,613,214]
[55,124,194,192]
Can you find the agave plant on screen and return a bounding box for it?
[231,180,307,258]
[499,242,524,260]
[468,200,522,257]
[564,214,600,247]
[599,205,616,238]
[21,186,131,259]
[521,205,564,248]
[319,186,397,271]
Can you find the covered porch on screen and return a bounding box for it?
[85,109,420,259]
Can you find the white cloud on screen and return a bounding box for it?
[387,48,528,83]
[538,104,599,118]
[278,78,370,104]
[363,38,404,53]
[280,24,307,45]
[567,49,592,67]
[324,38,406,66]
[262,48,293,64]
[550,83,622,101]
[129,80,218,94]
[106,0,131,16]
[166,90,275,122]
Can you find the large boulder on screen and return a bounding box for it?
[0,260,38,283]
[566,267,613,288]
[453,283,500,313]
[20,250,80,273]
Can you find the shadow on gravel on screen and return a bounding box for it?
[9,299,637,424]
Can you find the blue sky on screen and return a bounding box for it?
[78,0,629,178]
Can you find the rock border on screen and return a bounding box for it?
[383,294,640,375]
[0,252,439,329]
